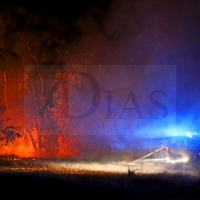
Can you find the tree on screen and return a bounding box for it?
[0,4,81,158]
[0,125,22,146]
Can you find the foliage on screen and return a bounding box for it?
[0,2,106,156]
[0,153,19,160]
[0,125,22,146]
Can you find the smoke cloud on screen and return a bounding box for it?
[2,0,200,160]
[52,0,200,159]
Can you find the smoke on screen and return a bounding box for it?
[104,0,200,132]
[52,0,200,159]
[3,0,199,160]
[64,0,200,64]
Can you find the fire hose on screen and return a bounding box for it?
[132,145,168,164]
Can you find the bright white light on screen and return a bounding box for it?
[165,156,170,161]
[166,157,189,164]
[186,132,192,138]
[173,132,178,136]
[181,157,189,162]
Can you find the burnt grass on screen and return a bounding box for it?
[1,169,200,200]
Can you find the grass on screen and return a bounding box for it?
[0,156,200,199]
[0,160,200,199]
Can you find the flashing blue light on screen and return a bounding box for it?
[162,124,199,138]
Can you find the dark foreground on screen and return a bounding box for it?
[1,169,200,200]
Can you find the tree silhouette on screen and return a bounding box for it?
[0,125,22,146]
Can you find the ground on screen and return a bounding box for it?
[0,158,200,199]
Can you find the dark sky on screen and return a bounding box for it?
[0,0,111,19]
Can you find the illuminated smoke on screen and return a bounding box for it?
[1,0,200,161]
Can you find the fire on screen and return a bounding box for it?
[57,134,80,158]
[1,137,35,158]
[1,133,80,159]
[0,69,101,160]
[0,129,80,159]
